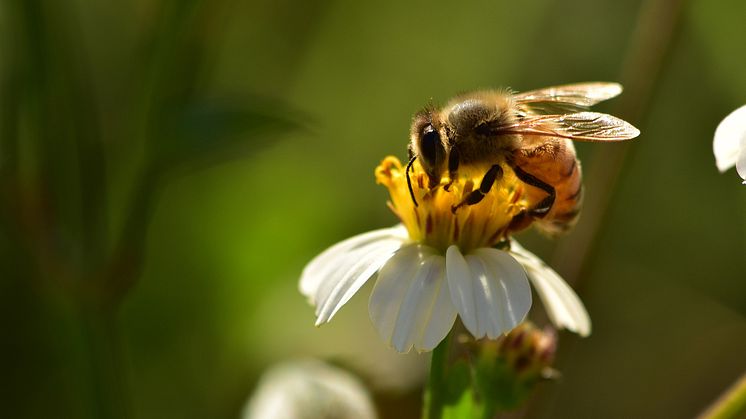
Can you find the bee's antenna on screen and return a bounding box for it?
[406,156,419,207]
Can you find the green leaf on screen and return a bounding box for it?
[151,97,303,170]
[474,357,524,411]
[442,386,483,419]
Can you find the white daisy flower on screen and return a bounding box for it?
[714,104,746,184]
[300,157,590,353]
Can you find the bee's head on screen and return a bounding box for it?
[410,109,447,188]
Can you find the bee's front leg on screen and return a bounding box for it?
[451,164,503,213]
[443,147,460,192]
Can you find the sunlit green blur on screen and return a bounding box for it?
[1,0,745,418]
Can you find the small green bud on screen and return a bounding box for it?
[454,322,558,410]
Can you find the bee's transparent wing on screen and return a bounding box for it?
[514,82,623,115]
[496,112,640,142]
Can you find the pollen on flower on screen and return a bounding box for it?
[375,156,531,252]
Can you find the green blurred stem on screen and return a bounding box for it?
[699,372,746,419]
[80,305,131,419]
[424,333,451,419]
[551,0,684,284]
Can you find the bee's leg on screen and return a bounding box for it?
[451,164,503,212]
[443,147,460,192]
[511,164,555,218]
[507,209,533,232]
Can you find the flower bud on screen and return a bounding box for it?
[456,322,558,409]
[495,321,557,384]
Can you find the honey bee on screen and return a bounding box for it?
[407,82,640,235]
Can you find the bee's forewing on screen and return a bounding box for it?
[498,112,640,142]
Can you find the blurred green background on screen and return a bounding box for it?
[1,0,745,418]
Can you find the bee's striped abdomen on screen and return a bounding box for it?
[511,137,583,236]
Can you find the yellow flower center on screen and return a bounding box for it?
[375,156,530,252]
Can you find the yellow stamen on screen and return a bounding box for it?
[375,156,530,252]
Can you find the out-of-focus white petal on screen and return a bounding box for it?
[714,104,746,173]
[509,240,591,337]
[446,246,531,339]
[242,359,377,419]
[737,147,746,183]
[369,244,457,353]
[299,224,406,302]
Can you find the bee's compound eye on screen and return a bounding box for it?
[420,124,441,163]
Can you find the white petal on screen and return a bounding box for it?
[313,239,405,325]
[509,240,591,336]
[737,148,746,183]
[299,225,407,301]
[446,246,531,339]
[714,104,746,173]
[445,246,478,333]
[369,244,457,353]
[473,248,533,332]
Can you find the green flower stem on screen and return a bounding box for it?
[699,372,746,419]
[424,333,451,419]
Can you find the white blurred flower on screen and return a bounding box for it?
[299,157,590,353]
[242,359,377,419]
[714,104,746,183]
